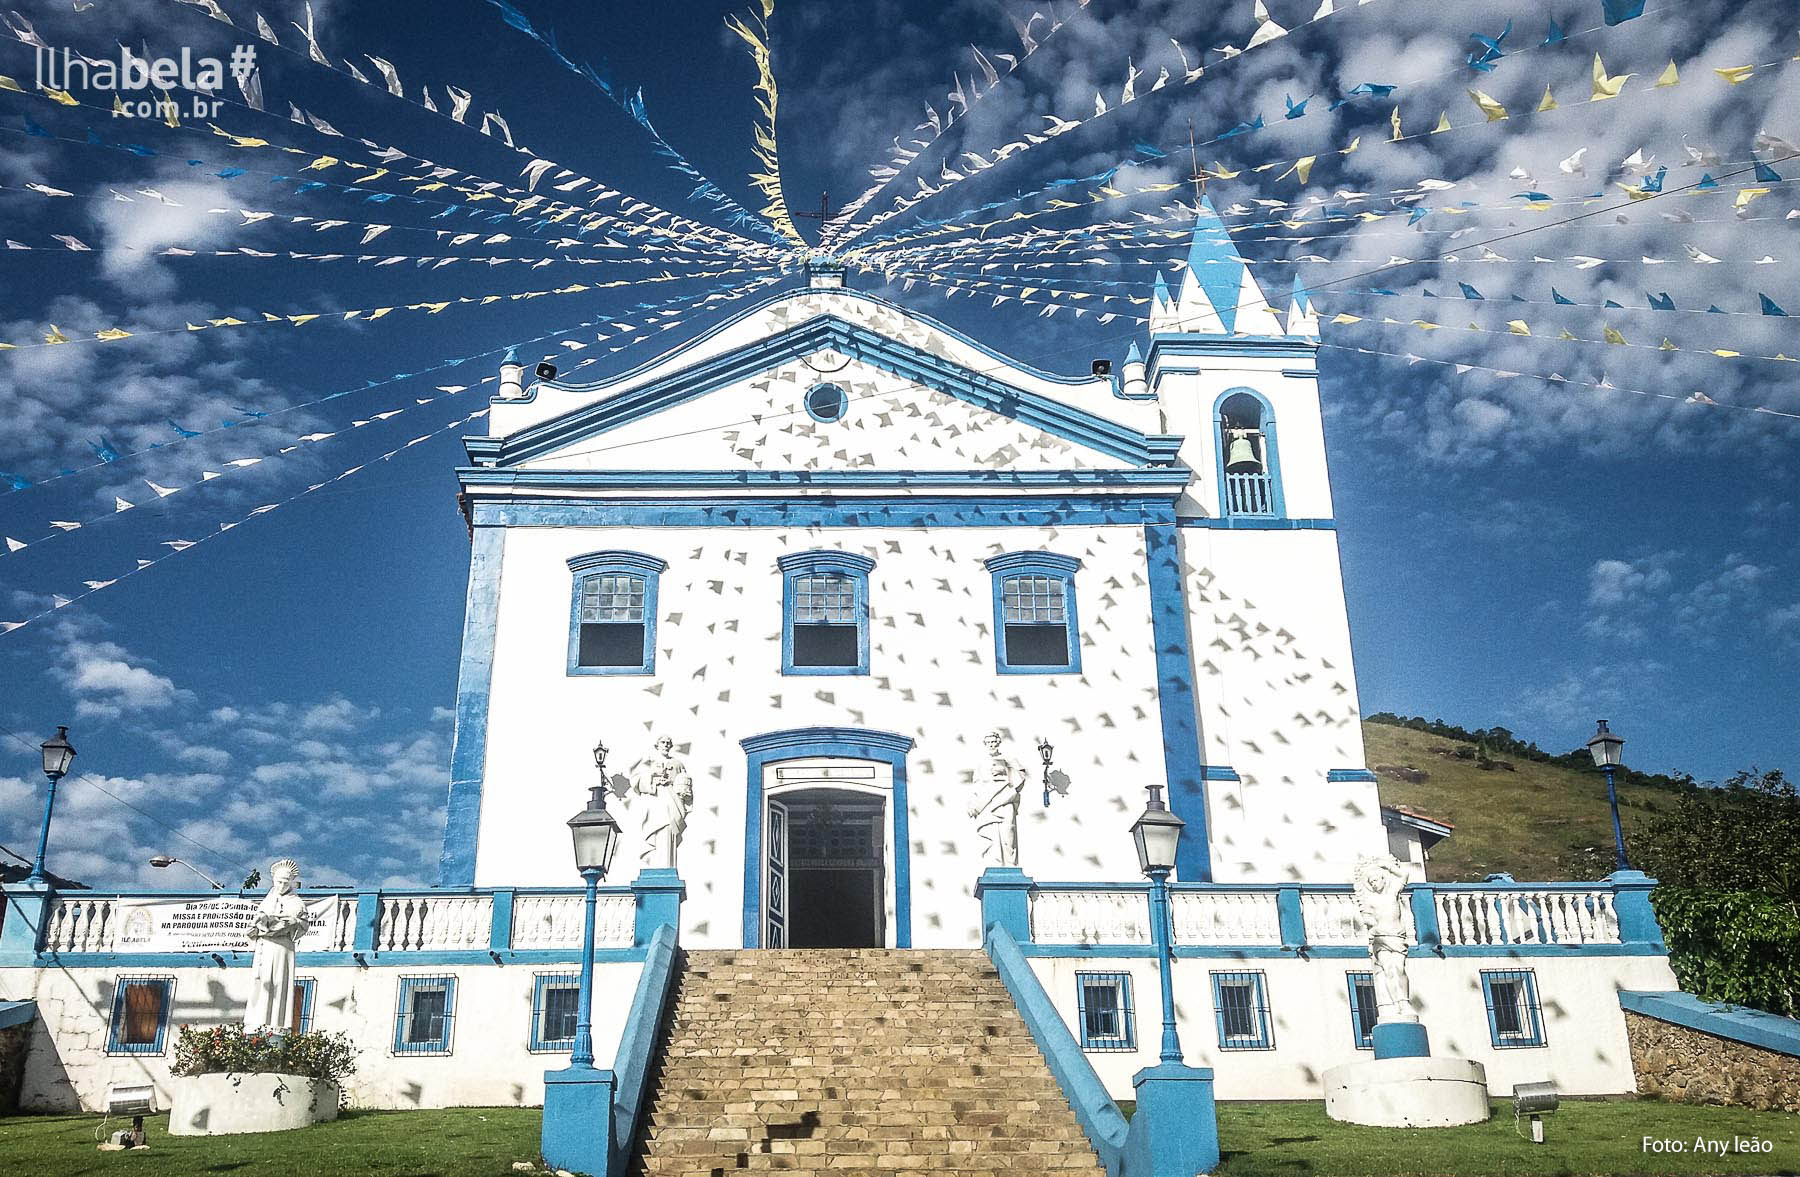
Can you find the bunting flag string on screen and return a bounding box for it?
[724,0,804,245]
[820,0,1093,246]
[1325,284,1795,320]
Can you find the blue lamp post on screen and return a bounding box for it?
[1131,783,1187,1064]
[27,727,75,885]
[564,778,621,1068]
[1587,719,1629,871]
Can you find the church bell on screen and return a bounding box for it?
[1225,430,1263,473]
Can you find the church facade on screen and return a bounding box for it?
[442,236,1383,950]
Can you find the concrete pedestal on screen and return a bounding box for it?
[168,1073,339,1135]
[1322,1057,1490,1128]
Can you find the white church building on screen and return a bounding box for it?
[0,212,1678,1121]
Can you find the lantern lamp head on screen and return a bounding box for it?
[41,726,75,779]
[1586,719,1625,768]
[567,784,621,876]
[1130,783,1185,876]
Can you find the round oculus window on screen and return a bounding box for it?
[805,382,848,423]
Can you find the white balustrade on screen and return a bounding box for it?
[1435,889,1620,946]
[43,896,117,953]
[375,894,493,952]
[1297,891,1365,945]
[511,892,634,950]
[1169,890,1282,946]
[314,895,358,952]
[1030,890,1151,945]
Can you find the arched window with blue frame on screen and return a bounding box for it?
[1214,388,1285,519]
[778,551,874,675]
[567,550,666,675]
[985,551,1082,674]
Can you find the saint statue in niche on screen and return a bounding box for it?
[1351,854,1416,1022]
[971,731,1027,866]
[243,858,307,1032]
[631,736,694,870]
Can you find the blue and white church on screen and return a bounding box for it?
[0,215,1684,1139]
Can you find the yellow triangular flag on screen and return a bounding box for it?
[1603,326,1627,345]
[94,327,132,341]
[1507,321,1531,335]
[39,86,78,106]
[1331,313,1363,324]
[1468,89,1508,120]
[1432,111,1451,133]
[1389,107,1402,141]
[44,325,69,344]
[1715,65,1755,84]
[1712,349,1741,357]
[1339,137,1360,156]
[1659,338,1677,351]
[1536,85,1557,112]
[0,75,21,93]
[1655,61,1679,87]
[303,156,340,172]
[1558,330,1577,340]
[1591,54,1630,100]
[1735,187,1771,208]
[1283,155,1318,183]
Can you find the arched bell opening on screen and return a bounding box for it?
[1215,389,1282,518]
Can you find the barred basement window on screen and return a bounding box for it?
[1075,972,1136,1051]
[292,977,317,1034]
[531,973,581,1052]
[778,551,874,675]
[1481,969,1546,1048]
[393,975,457,1055]
[1210,970,1274,1051]
[106,976,173,1056]
[984,552,1082,674]
[567,551,666,675]
[1346,972,1378,1050]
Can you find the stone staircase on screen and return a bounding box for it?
[633,948,1107,1176]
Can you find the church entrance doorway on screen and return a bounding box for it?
[768,788,885,948]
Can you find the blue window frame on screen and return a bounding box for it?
[106,975,173,1055]
[1481,969,1546,1048]
[1346,972,1378,1050]
[1213,388,1285,520]
[984,552,1082,674]
[1075,972,1136,1051]
[393,975,457,1055]
[778,551,874,675]
[1210,970,1274,1051]
[567,550,666,675]
[292,977,317,1034]
[804,382,848,422]
[530,972,581,1053]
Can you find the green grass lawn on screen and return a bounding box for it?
[1215,1099,1800,1177]
[2,1099,1795,1176]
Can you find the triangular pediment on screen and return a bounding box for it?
[466,291,1180,474]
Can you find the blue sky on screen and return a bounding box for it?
[0,0,1795,889]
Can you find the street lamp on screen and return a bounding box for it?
[1586,719,1629,871]
[27,727,75,884]
[564,782,621,1069]
[1131,783,1186,1064]
[148,856,224,889]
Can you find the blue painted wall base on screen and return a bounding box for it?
[975,867,1034,944]
[1371,1021,1431,1059]
[631,869,686,948]
[541,1067,615,1176]
[0,884,49,967]
[1125,1063,1220,1177]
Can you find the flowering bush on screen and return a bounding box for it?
[172,1024,359,1086]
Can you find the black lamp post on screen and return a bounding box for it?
[565,781,621,1069]
[1131,783,1186,1064]
[27,727,75,885]
[1586,719,1629,871]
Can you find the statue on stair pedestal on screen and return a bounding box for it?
[1351,854,1415,1020]
[630,736,693,870]
[972,731,1028,866]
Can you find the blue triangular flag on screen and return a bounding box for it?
[1647,292,1675,310]
[2,472,30,490]
[1408,207,1430,224]
[168,420,202,438]
[1707,305,1725,313]
[1604,299,1623,308]
[1603,0,1647,25]
[1543,20,1565,45]
[1459,282,1484,300]
[1285,94,1310,119]
[1695,174,1718,190]
[1761,294,1789,317]
[89,438,122,463]
[1754,160,1782,183]
[1552,288,1574,304]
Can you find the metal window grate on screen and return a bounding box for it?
[1002,575,1067,624]
[1345,972,1378,1050]
[579,574,645,623]
[107,975,173,1055]
[1481,969,1546,1048]
[393,975,457,1056]
[530,973,581,1052]
[292,978,317,1035]
[1210,970,1275,1051]
[1075,972,1136,1051]
[793,574,857,623]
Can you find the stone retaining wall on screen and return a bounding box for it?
[0,1024,27,1115]
[1625,1010,1800,1113]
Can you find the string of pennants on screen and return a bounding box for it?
[725,0,805,245]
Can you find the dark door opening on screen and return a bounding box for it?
[778,788,885,949]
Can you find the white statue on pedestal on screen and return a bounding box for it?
[243,859,307,1033]
[631,736,693,869]
[1351,854,1415,1021]
[971,731,1027,866]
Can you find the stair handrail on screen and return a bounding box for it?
[984,920,1129,1177]
[609,922,680,1175]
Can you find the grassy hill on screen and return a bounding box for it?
[1362,719,1685,883]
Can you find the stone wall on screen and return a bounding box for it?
[1625,1010,1800,1113]
[0,1023,28,1115]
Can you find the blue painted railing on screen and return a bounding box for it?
[608,923,682,1172]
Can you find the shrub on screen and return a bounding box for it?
[173,1024,359,1086]
[1650,888,1800,1017]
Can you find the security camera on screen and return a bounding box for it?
[1091,359,1114,376]
[535,361,559,382]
